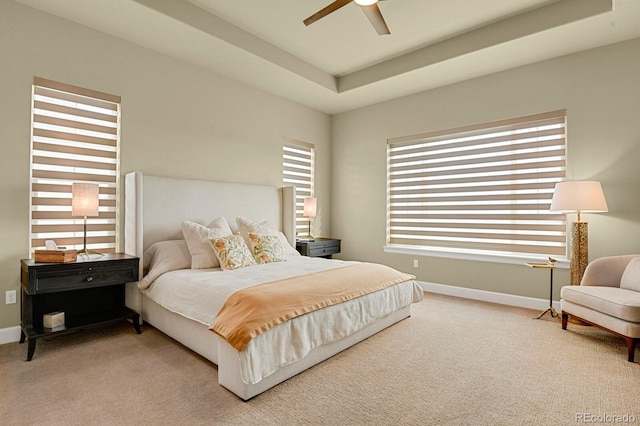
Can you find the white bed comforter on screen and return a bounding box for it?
[143,256,423,384]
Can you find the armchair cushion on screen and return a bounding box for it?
[620,257,640,292]
[561,285,640,323]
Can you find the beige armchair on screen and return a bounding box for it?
[561,254,640,362]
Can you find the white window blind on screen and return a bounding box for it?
[30,77,121,254]
[387,110,567,258]
[282,138,315,237]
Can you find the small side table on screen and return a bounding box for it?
[296,238,341,259]
[526,262,559,320]
[20,253,140,361]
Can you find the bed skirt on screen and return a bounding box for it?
[143,295,411,400]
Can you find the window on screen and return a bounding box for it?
[282,138,315,238]
[386,110,567,262]
[29,77,121,253]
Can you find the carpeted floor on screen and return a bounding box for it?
[1,292,638,425]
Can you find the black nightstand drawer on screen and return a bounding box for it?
[308,244,339,257]
[22,256,138,294]
[296,238,341,258]
[32,263,137,294]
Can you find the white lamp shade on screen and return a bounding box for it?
[72,183,100,217]
[549,181,608,213]
[303,197,317,218]
[354,0,378,5]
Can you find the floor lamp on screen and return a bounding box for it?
[303,197,317,240]
[72,182,101,257]
[550,181,608,285]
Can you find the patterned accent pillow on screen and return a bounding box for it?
[211,234,257,270]
[248,233,286,264]
[236,216,300,257]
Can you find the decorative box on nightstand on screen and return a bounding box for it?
[296,238,341,259]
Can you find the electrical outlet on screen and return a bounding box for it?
[6,290,17,304]
[413,259,419,268]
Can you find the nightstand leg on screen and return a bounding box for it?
[132,314,141,334]
[26,339,36,361]
[19,329,26,344]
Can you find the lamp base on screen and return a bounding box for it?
[306,220,315,241]
[77,216,103,259]
[570,221,588,285]
[76,249,103,258]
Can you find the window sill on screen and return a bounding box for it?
[383,245,569,269]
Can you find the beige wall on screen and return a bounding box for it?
[3,0,640,333]
[331,37,640,301]
[0,1,331,330]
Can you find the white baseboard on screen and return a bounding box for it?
[0,326,21,345]
[419,281,561,313]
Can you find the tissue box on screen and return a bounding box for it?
[34,250,77,263]
[43,312,65,329]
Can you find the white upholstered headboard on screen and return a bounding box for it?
[123,171,296,313]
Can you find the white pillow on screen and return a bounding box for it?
[620,257,640,292]
[139,240,191,290]
[182,217,233,268]
[236,216,299,257]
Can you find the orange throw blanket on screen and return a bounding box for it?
[211,263,415,351]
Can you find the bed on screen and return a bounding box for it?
[123,171,423,400]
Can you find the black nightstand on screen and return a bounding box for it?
[296,238,341,259]
[19,253,140,361]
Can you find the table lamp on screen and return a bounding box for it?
[550,181,608,285]
[303,197,317,239]
[72,182,100,256]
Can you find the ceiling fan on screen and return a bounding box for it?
[303,0,390,35]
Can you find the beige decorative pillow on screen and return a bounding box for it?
[236,216,300,257]
[620,257,640,292]
[248,233,286,264]
[139,240,191,290]
[181,217,232,269]
[211,234,257,270]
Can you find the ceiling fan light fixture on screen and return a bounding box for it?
[354,0,378,6]
[304,0,389,35]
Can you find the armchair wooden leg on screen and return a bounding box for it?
[561,311,637,362]
[623,336,637,362]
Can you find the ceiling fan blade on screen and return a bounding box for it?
[304,0,353,26]
[360,3,390,35]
